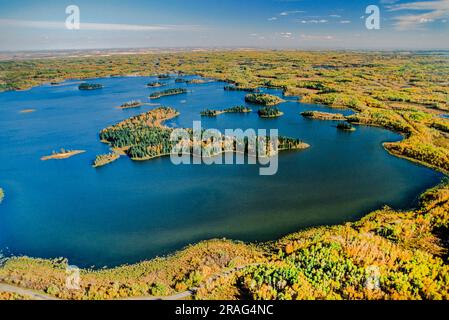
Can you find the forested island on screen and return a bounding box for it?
[118,100,144,110]
[245,93,284,106]
[147,81,166,88]
[96,107,308,163]
[97,107,179,162]
[258,106,283,118]
[93,152,121,168]
[78,83,103,90]
[200,106,252,117]
[0,188,4,204]
[337,122,356,132]
[150,88,187,99]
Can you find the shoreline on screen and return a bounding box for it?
[1,180,448,300]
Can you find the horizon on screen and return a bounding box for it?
[1,0,448,51]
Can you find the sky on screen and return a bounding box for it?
[0,0,448,51]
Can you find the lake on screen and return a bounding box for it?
[0,76,443,268]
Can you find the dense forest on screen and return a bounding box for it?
[92,153,121,168]
[258,106,283,118]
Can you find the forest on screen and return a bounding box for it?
[258,106,283,118]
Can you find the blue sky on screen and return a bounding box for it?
[0,0,448,50]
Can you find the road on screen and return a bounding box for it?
[0,263,259,300]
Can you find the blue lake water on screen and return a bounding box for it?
[0,76,443,268]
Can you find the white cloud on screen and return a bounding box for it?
[0,19,198,31]
[268,17,278,21]
[299,19,328,24]
[340,20,351,24]
[280,32,293,38]
[299,34,334,41]
[279,10,305,16]
[388,0,449,30]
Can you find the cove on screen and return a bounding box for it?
[0,76,443,268]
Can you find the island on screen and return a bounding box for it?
[258,106,284,118]
[147,81,166,88]
[118,100,144,110]
[301,111,346,121]
[19,109,36,114]
[245,93,284,106]
[96,107,308,164]
[41,148,86,161]
[200,106,252,117]
[336,122,356,131]
[97,107,180,163]
[92,152,121,168]
[78,83,103,90]
[150,88,187,99]
[0,188,4,204]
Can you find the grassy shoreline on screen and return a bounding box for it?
[1,180,448,300]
